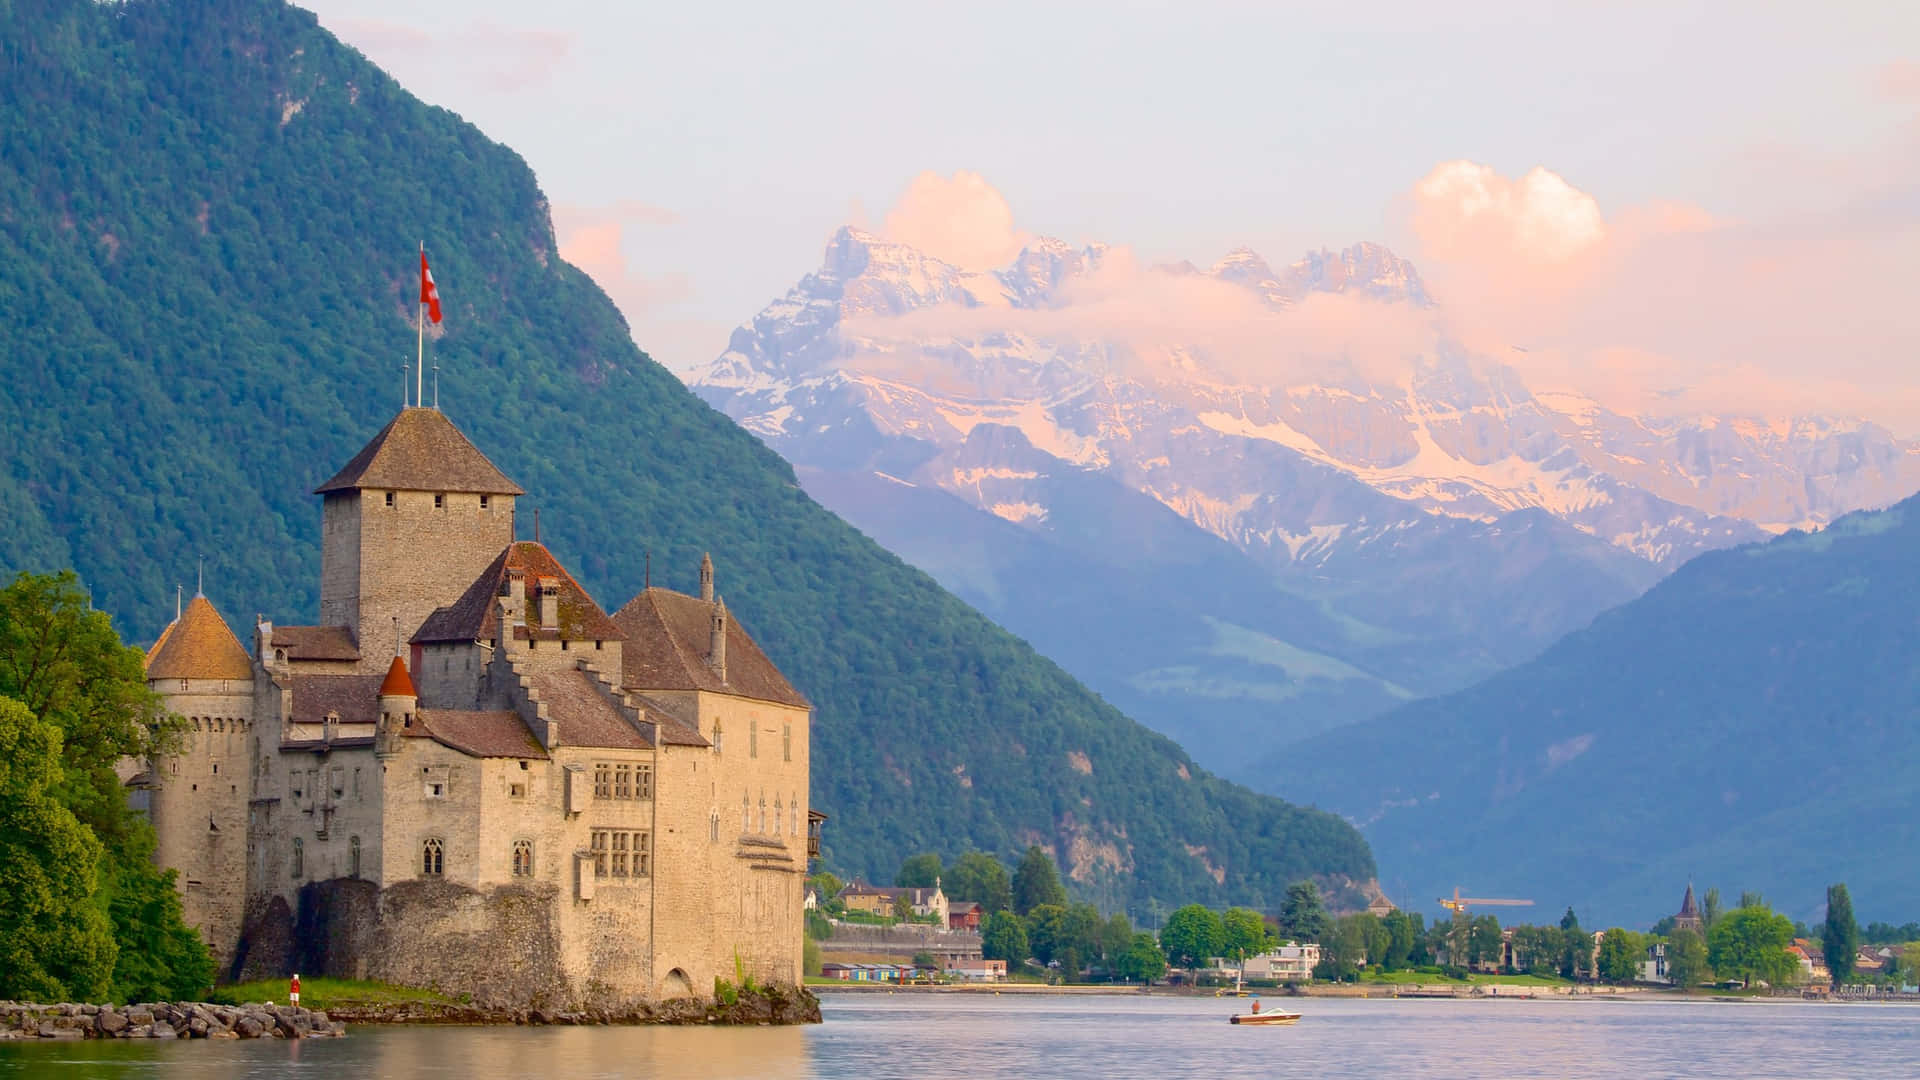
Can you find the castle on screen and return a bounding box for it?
[135,407,814,1008]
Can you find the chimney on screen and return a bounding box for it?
[710,596,728,683]
[699,552,715,603]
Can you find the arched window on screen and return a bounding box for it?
[713,719,723,753]
[513,840,533,877]
[709,810,720,843]
[349,835,361,878]
[758,795,766,834]
[422,837,444,876]
[291,838,304,879]
[791,793,800,836]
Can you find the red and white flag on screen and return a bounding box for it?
[420,244,442,324]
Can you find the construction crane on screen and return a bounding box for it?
[1437,887,1534,916]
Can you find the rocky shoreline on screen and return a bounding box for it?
[0,1001,343,1040]
[0,984,819,1041]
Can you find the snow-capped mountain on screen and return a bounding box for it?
[691,227,1920,779]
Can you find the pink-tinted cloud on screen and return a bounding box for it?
[554,202,692,314]
[881,171,1031,272]
[334,18,574,91]
[1874,60,1920,104]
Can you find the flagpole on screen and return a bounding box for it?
[416,242,426,409]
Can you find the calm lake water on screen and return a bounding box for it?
[3,993,1916,1079]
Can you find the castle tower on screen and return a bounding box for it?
[375,655,417,759]
[145,592,255,965]
[314,408,522,671]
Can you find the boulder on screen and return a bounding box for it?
[94,1011,128,1036]
[150,1022,176,1039]
[235,1016,266,1038]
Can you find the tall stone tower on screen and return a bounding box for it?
[144,592,255,966]
[314,408,522,670]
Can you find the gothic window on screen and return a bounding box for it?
[422,837,444,876]
[633,832,651,877]
[784,723,792,762]
[758,795,766,834]
[291,838,304,879]
[593,762,611,799]
[349,835,361,878]
[590,830,608,878]
[791,793,800,836]
[635,764,653,800]
[774,800,783,836]
[709,810,720,843]
[611,832,629,878]
[613,763,631,800]
[512,840,533,877]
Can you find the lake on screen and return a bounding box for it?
[2,992,1916,1078]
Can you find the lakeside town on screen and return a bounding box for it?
[802,853,1920,1001]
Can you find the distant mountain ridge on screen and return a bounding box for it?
[692,226,1920,774]
[1287,494,1920,926]
[0,0,1375,915]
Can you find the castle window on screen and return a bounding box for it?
[510,781,526,799]
[750,724,759,759]
[774,801,783,836]
[742,793,750,832]
[593,762,611,799]
[422,837,444,876]
[560,639,569,651]
[758,796,766,834]
[170,761,179,776]
[783,723,792,762]
[384,491,394,508]
[480,495,490,510]
[613,764,631,799]
[512,840,533,877]
[353,768,361,798]
[212,762,219,775]
[434,492,445,509]
[179,679,188,691]
[425,781,445,798]
[713,720,723,753]
[349,835,361,878]
[589,830,608,878]
[709,810,720,843]
[331,767,344,798]
[291,838,304,879]
[633,831,651,877]
[594,640,602,650]
[611,832,628,877]
[791,793,800,836]
[291,774,304,800]
[635,765,653,801]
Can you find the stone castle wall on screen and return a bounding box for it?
[148,677,255,968]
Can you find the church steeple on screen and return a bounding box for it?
[699,552,714,602]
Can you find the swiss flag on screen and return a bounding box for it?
[420,245,442,324]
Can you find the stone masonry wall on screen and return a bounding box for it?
[148,677,255,967]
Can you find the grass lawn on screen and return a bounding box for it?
[208,978,456,1010]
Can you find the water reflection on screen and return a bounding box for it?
[1,994,1915,1079]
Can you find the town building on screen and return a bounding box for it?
[1240,944,1322,982]
[837,881,949,924]
[139,407,813,1009]
[948,900,982,931]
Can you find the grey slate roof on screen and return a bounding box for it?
[315,407,524,496]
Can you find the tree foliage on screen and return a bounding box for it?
[1220,907,1271,961]
[1596,928,1643,985]
[1823,883,1858,984]
[1112,932,1167,983]
[944,852,1013,915]
[1666,927,1710,989]
[1708,905,1797,987]
[0,0,1376,921]
[1159,904,1225,969]
[1278,881,1328,943]
[1012,847,1067,915]
[894,853,943,889]
[982,911,1029,966]
[0,697,117,1001]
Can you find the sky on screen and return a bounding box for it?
[302,1,1919,427]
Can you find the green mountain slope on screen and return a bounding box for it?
[0,0,1373,914]
[1289,497,1920,926]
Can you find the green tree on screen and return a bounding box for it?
[1596,928,1642,984]
[0,697,117,1001]
[1559,906,1582,932]
[1666,927,1710,989]
[982,911,1029,967]
[1221,907,1272,961]
[1012,846,1067,915]
[1278,881,1329,943]
[806,870,843,901]
[895,853,943,888]
[1098,913,1135,969]
[1026,903,1070,965]
[104,826,215,1001]
[1381,910,1421,970]
[1354,912,1391,970]
[891,892,914,921]
[1467,915,1504,969]
[802,936,822,976]
[1317,914,1370,982]
[1738,890,1766,910]
[1708,904,1797,987]
[1822,883,1859,985]
[1702,888,1723,933]
[944,852,1014,915]
[1159,904,1225,969]
[1113,932,1167,983]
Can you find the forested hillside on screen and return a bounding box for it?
[1291,496,1920,926]
[0,0,1373,914]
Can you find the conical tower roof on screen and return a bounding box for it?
[146,595,253,681]
[378,655,417,697]
[315,407,523,496]
[1678,882,1700,919]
